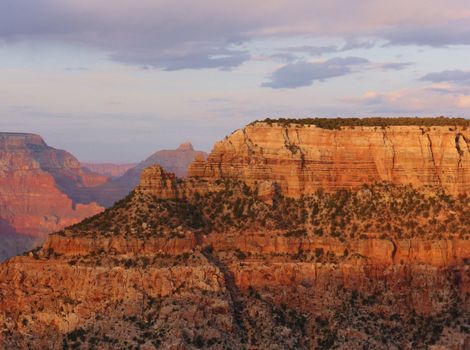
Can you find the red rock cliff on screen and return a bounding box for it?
[1,122,469,349]
[0,133,104,260]
[189,123,470,197]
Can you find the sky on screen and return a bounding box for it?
[1,0,470,162]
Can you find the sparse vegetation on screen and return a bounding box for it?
[64,181,469,244]
[9,176,469,350]
[252,116,470,129]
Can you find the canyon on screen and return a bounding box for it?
[0,118,469,349]
[0,136,205,261]
[0,133,104,261]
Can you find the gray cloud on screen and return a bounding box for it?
[383,20,470,47]
[280,45,339,56]
[110,45,250,71]
[340,38,377,51]
[380,62,413,70]
[278,39,377,60]
[262,57,369,89]
[0,0,253,71]
[1,0,470,71]
[420,70,470,84]
[270,52,298,63]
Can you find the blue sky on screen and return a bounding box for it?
[1,0,470,162]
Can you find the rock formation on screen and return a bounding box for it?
[189,121,470,197]
[93,142,207,207]
[0,133,104,261]
[81,163,137,178]
[0,119,469,349]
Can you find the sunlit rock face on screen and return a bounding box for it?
[189,122,470,197]
[1,121,469,349]
[0,133,104,261]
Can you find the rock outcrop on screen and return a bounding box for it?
[137,165,225,200]
[189,122,470,197]
[1,119,469,349]
[93,142,207,206]
[0,133,104,260]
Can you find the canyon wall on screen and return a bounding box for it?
[1,121,469,349]
[189,123,470,197]
[0,136,207,260]
[81,163,136,178]
[0,133,104,260]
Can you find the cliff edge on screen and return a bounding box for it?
[189,120,470,197]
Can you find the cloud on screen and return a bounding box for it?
[110,45,250,71]
[262,56,368,89]
[269,52,299,63]
[420,69,470,84]
[383,20,470,47]
[0,0,254,70]
[1,1,470,70]
[277,39,377,61]
[379,62,413,70]
[340,38,377,51]
[279,45,339,56]
[341,87,470,115]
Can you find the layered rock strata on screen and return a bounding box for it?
[92,142,207,207]
[189,122,470,197]
[1,161,469,349]
[0,133,104,260]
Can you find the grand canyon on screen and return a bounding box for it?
[0,133,205,261]
[4,1,470,349]
[1,118,469,349]
[0,132,105,261]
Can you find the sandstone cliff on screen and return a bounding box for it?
[0,133,104,261]
[189,122,470,197]
[93,142,207,207]
[1,120,469,349]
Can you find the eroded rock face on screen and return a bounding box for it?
[92,142,207,207]
[1,163,469,349]
[0,133,104,260]
[138,165,226,200]
[1,122,469,349]
[189,123,470,197]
